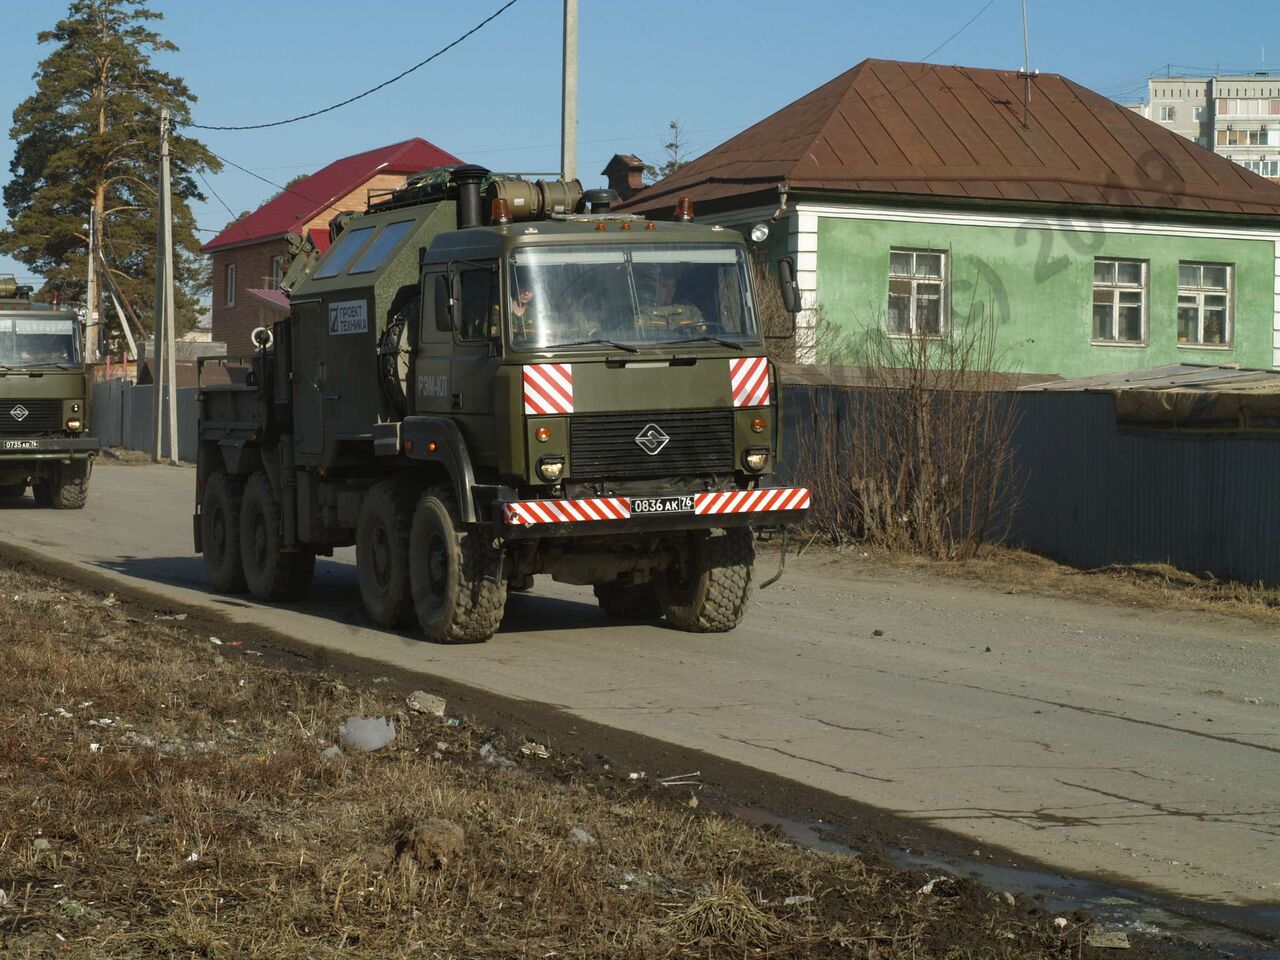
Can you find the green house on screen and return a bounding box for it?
[621,60,1280,378]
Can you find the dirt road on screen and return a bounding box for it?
[3,462,1276,910]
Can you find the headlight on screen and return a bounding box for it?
[743,449,768,472]
[65,418,82,432]
[750,223,770,243]
[537,456,565,482]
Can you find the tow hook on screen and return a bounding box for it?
[759,527,789,589]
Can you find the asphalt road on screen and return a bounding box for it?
[3,461,1277,909]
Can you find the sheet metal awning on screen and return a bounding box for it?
[1020,364,1280,430]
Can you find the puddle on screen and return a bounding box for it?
[721,803,1280,955]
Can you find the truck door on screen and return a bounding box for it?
[450,262,500,464]
[414,267,452,416]
[290,298,326,459]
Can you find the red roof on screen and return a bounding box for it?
[621,60,1280,219]
[245,287,291,313]
[201,138,461,252]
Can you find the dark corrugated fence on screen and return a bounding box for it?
[781,384,1280,586]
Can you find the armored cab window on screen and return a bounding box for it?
[313,226,375,279]
[0,316,80,366]
[349,220,415,275]
[457,266,499,342]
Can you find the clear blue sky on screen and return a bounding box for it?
[0,0,1274,285]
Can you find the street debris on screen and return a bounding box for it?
[917,876,952,895]
[1052,916,1069,930]
[338,716,396,753]
[568,826,596,846]
[658,771,701,786]
[783,894,815,906]
[406,690,446,717]
[320,744,342,760]
[478,741,515,768]
[155,613,187,621]
[1086,930,1132,949]
[520,741,550,758]
[627,771,646,781]
[403,818,465,869]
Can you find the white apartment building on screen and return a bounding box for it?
[1127,74,1280,182]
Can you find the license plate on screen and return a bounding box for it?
[2,440,37,450]
[630,495,694,515]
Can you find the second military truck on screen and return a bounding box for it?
[195,165,809,642]
[0,276,97,508]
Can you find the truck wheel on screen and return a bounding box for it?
[658,528,755,632]
[202,471,247,594]
[0,483,26,499]
[357,476,418,627]
[409,487,506,644]
[239,472,315,601]
[34,461,91,510]
[594,581,662,619]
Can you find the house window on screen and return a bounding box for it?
[887,248,945,337]
[1177,262,1232,347]
[1159,105,1176,122]
[225,263,236,307]
[268,255,285,289]
[1193,105,1208,121]
[1092,258,1146,344]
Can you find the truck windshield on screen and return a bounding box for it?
[0,315,80,366]
[507,243,756,350]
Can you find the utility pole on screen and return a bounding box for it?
[84,207,98,362]
[152,107,178,464]
[560,0,578,182]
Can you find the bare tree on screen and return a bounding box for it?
[644,120,688,183]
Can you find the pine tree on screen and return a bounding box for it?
[0,0,218,337]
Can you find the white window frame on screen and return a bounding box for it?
[1159,105,1176,122]
[268,255,285,290]
[225,263,236,307]
[1177,262,1233,349]
[886,248,946,339]
[1092,258,1147,346]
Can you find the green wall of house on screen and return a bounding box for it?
[814,215,1277,377]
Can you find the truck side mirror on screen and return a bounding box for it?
[433,275,451,332]
[777,257,801,314]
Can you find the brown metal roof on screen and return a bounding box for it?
[621,60,1280,219]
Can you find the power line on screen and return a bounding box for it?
[187,0,521,131]
[196,168,255,243]
[920,0,1002,62]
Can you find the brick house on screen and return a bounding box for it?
[201,138,460,350]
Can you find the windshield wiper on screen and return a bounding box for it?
[554,337,638,353]
[664,335,743,350]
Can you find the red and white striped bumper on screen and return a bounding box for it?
[502,487,810,527]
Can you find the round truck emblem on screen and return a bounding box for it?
[634,423,670,456]
[9,404,29,422]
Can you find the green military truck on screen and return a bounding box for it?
[0,277,97,508]
[195,165,809,642]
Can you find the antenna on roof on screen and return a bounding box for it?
[1017,0,1037,128]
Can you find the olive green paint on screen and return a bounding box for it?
[814,216,1277,377]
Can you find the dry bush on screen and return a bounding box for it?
[794,306,1023,559]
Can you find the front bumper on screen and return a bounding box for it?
[0,436,99,460]
[498,487,810,539]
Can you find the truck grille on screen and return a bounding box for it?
[570,409,734,481]
[0,398,62,435]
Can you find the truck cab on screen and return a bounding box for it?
[0,278,97,508]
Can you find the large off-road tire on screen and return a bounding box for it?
[0,483,26,499]
[409,487,506,644]
[202,471,247,594]
[356,476,419,627]
[658,528,755,632]
[594,581,662,620]
[239,472,315,601]
[33,460,91,510]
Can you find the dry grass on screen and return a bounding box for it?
[827,542,1280,630]
[0,560,1127,958]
